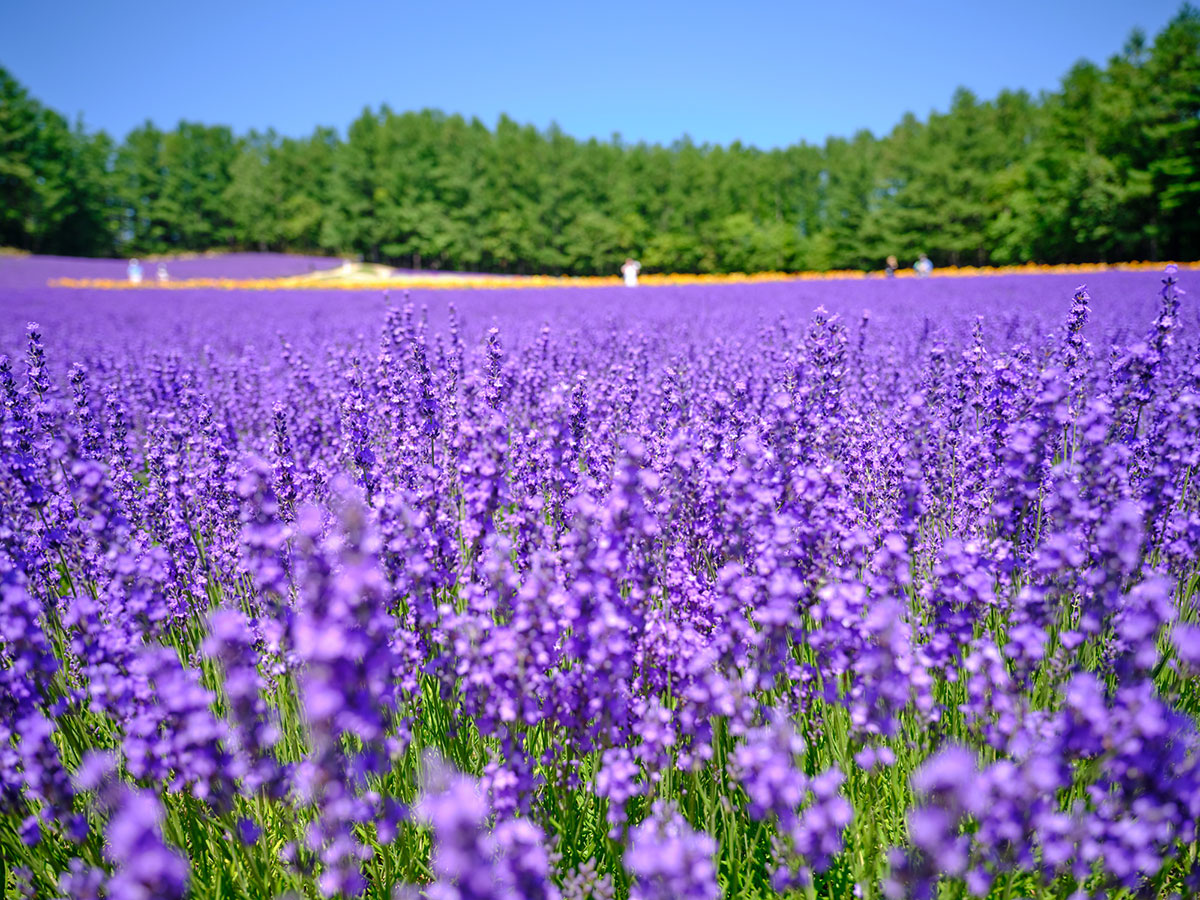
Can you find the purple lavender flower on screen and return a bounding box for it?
[412,756,559,900]
[103,787,190,900]
[625,801,720,900]
[202,607,287,797]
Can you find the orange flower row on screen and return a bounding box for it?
[48,260,1199,292]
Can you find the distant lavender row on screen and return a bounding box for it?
[0,252,341,289]
[0,265,1181,360]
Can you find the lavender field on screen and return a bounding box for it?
[1,259,1198,900]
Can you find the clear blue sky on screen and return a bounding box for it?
[0,0,1185,148]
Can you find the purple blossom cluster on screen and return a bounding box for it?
[0,257,1198,898]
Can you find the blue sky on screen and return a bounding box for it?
[1,0,1184,148]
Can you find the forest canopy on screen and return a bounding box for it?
[1,6,1198,274]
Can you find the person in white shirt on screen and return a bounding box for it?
[914,253,933,277]
[621,257,642,287]
[127,259,143,284]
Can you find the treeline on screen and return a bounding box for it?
[2,7,1198,274]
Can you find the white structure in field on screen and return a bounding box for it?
[621,257,641,287]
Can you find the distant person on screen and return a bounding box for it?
[914,253,933,278]
[156,263,169,284]
[885,255,898,278]
[621,257,642,287]
[127,258,143,284]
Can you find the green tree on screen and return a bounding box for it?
[1146,5,1200,257]
[821,130,882,269]
[0,67,113,254]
